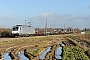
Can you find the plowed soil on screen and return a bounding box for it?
[0,34,89,60]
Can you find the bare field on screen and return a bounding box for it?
[0,34,90,60]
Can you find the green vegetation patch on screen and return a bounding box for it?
[28,48,42,55]
[85,31,90,34]
[62,46,89,60]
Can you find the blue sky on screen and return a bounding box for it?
[0,0,90,29]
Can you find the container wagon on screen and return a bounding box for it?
[12,25,35,36]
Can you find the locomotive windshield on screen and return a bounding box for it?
[12,26,19,31]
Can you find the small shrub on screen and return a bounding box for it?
[1,31,11,37]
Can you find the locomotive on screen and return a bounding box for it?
[12,25,35,36]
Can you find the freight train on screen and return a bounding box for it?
[11,25,71,37]
[0,25,80,37]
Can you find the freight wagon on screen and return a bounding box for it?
[12,25,35,36]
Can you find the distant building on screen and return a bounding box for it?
[81,32,85,34]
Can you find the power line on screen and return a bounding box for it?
[25,20,31,26]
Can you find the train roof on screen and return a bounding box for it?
[16,25,22,26]
[13,25,33,28]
